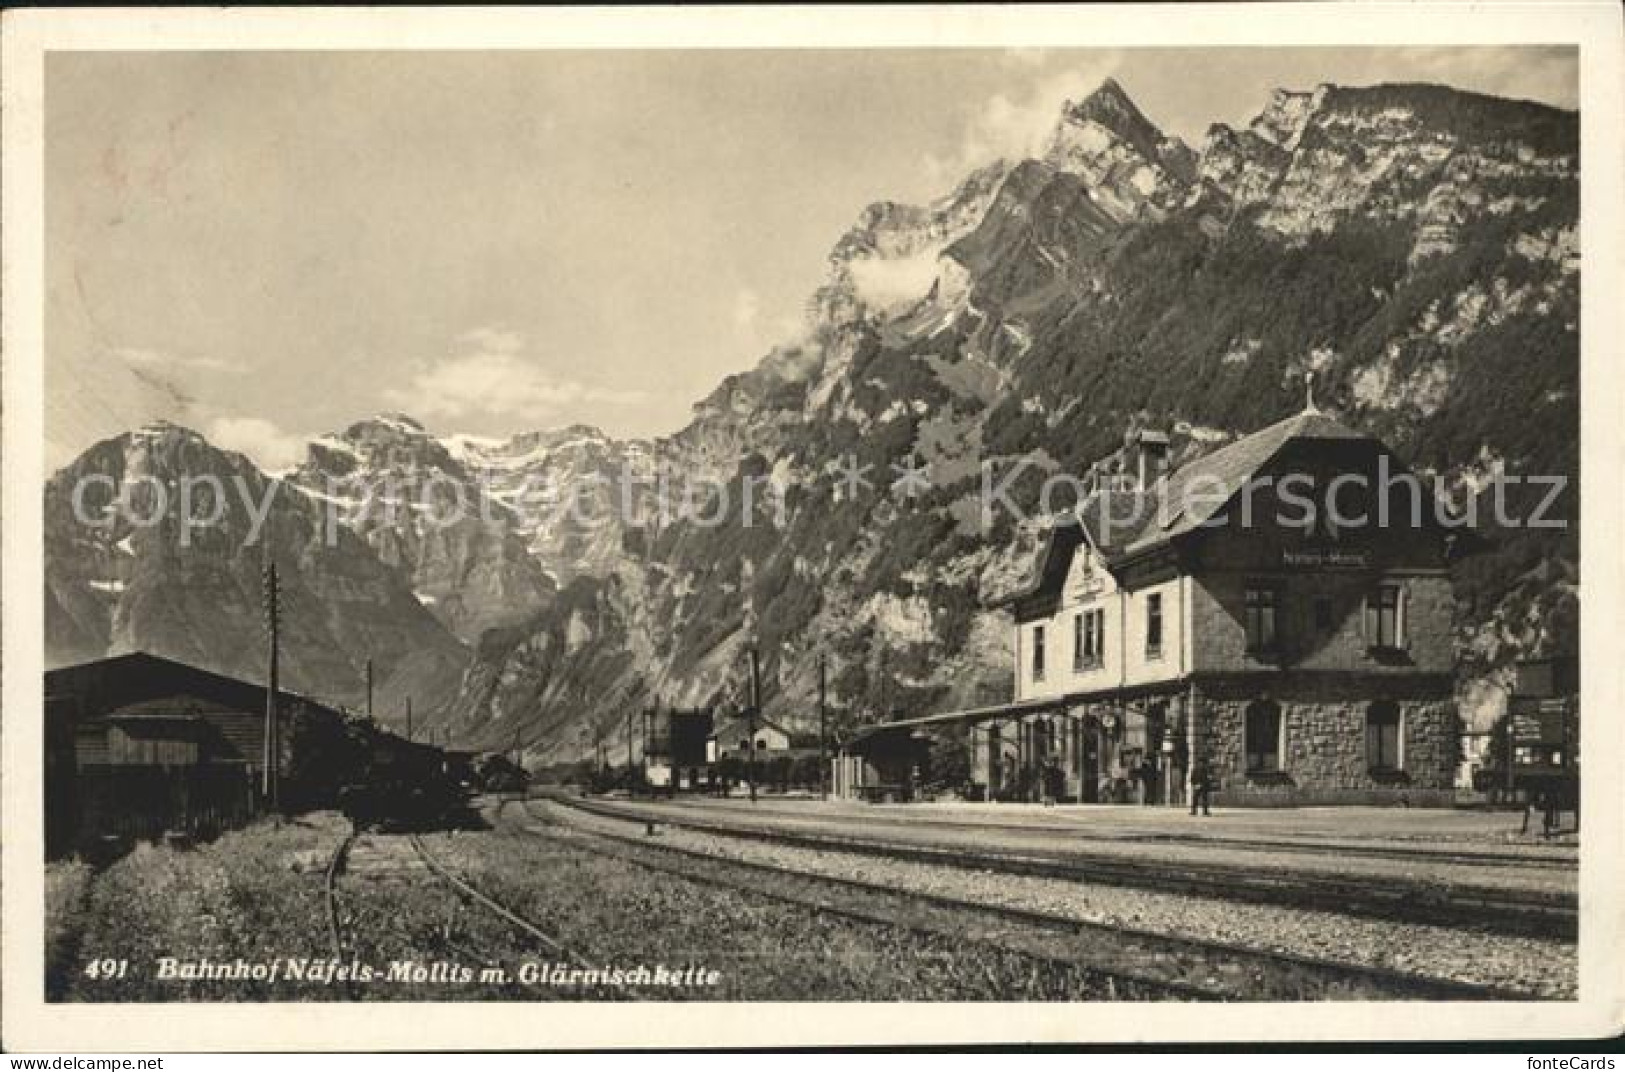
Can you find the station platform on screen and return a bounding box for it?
[593,793,1578,888]
[629,792,1569,842]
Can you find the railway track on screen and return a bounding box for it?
[323,832,355,971]
[321,825,628,999]
[521,798,1548,1002]
[542,793,1577,941]
[405,833,598,974]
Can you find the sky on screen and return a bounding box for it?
[44,46,1576,471]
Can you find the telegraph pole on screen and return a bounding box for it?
[879,646,889,716]
[626,704,635,795]
[747,644,761,803]
[261,561,281,810]
[405,697,413,742]
[818,650,829,800]
[364,658,373,723]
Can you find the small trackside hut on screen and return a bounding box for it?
[833,724,932,803]
[842,404,1478,809]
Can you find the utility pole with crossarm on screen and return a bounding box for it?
[261,561,282,810]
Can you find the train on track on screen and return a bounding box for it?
[338,735,482,833]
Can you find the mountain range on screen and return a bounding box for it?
[46,78,1579,758]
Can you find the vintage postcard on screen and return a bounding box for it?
[3,3,1623,1052]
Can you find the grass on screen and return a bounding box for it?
[48,807,1167,1001]
[52,818,338,1002]
[44,860,95,1000]
[416,813,1161,1001]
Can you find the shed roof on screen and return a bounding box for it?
[46,651,348,725]
[844,694,1073,746]
[710,715,790,743]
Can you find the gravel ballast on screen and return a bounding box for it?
[537,799,1577,999]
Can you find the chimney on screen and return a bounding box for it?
[1129,429,1171,490]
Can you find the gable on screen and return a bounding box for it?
[1061,541,1118,605]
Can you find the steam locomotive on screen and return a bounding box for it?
[337,735,476,833]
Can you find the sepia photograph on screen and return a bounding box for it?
[3,2,1622,1053]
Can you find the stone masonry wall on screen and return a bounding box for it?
[1204,695,1456,806]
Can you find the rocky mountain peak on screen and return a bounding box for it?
[132,418,199,438]
[540,424,611,449]
[1249,84,1330,150]
[45,421,470,722]
[1199,80,1577,244]
[1057,77,1166,162]
[123,421,216,458]
[1042,78,1195,220]
[341,413,432,443]
[97,422,264,488]
[312,413,467,480]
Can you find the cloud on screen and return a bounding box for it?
[848,248,945,308]
[923,54,1126,189]
[207,416,308,473]
[455,326,525,354]
[1002,48,1051,69]
[385,328,650,422]
[732,288,760,333]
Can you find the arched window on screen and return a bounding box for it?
[1245,700,1281,773]
[1366,701,1402,771]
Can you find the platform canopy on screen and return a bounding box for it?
[842,694,1079,749]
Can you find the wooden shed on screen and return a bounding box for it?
[832,724,929,803]
[45,651,348,856]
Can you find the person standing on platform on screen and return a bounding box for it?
[1189,757,1213,817]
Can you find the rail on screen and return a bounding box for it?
[526,796,1550,1001]
[542,792,1577,941]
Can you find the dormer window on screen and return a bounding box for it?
[1145,593,1164,660]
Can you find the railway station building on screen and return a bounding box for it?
[842,402,1473,808]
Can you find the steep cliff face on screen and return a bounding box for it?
[442,424,658,587]
[1206,83,1577,249]
[45,423,469,719]
[289,415,555,643]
